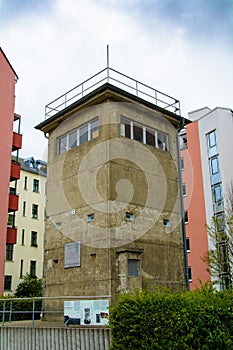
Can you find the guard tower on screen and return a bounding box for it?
[36,61,188,319]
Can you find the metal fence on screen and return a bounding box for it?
[45,66,181,119]
[0,295,111,328]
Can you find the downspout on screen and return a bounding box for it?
[177,117,190,290]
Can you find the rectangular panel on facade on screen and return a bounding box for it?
[64,241,80,268]
[64,299,109,326]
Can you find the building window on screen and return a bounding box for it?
[128,259,140,277]
[4,275,12,291]
[30,261,37,277]
[80,124,88,144]
[184,210,188,224]
[91,119,99,139]
[6,244,14,261]
[163,219,171,227]
[186,238,190,252]
[31,231,38,247]
[180,157,184,170]
[180,134,188,149]
[182,183,187,196]
[125,212,135,221]
[188,266,192,281]
[120,117,169,152]
[24,176,28,190]
[206,130,217,157]
[157,131,169,151]
[20,260,24,278]
[33,179,39,192]
[21,229,25,245]
[23,201,26,216]
[58,134,67,154]
[133,123,143,142]
[57,118,99,154]
[87,214,95,222]
[7,213,14,226]
[32,204,38,219]
[68,130,77,149]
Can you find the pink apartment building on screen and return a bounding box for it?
[180,121,210,290]
[0,48,22,294]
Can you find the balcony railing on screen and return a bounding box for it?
[10,160,21,181]
[12,131,22,151]
[6,226,17,244]
[8,193,19,212]
[45,67,181,119]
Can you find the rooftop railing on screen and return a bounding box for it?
[45,67,181,119]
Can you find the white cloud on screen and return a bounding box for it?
[1,0,233,159]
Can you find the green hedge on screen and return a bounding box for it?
[109,286,233,349]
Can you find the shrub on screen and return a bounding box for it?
[109,285,233,349]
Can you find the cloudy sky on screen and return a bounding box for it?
[1,0,233,160]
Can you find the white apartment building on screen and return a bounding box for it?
[188,107,233,289]
[4,157,47,295]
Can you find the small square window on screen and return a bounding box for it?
[186,238,190,252]
[163,219,171,227]
[128,259,139,277]
[188,266,192,281]
[87,214,95,222]
[125,212,135,221]
[182,183,187,196]
[180,158,184,170]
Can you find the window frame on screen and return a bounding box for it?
[33,179,39,193]
[120,117,169,152]
[31,231,38,247]
[4,275,12,291]
[57,118,99,155]
[32,204,38,219]
[6,244,14,261]
[128,259,140,277]
[30,260,37,277]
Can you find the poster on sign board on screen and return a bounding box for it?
[64,299,109,326]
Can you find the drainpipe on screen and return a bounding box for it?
[177,119,190,291]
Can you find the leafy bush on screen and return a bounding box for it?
[110,285,233,349]
[0,274,43,321]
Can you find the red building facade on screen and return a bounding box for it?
[0,48,22,294]
[180,122,210,290]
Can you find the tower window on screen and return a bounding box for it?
[125,212,135,221]
[87,214,95,222]
[128,259,140,277]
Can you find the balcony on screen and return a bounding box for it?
[10,160,21,181]
[12,131,22,151]
[8,193,19,212]
[6,227,17,244]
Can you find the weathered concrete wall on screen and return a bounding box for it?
[44,96,185,312]
[0,327,111,350]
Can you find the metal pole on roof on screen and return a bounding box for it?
[107,44,109,83]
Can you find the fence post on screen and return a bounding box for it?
[32,300,35,327]
[2,301,6,327]
[9,302,12,323]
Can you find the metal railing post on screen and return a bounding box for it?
[9,302,12,323]
[32,300,35,327]
[2,301,5,327]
